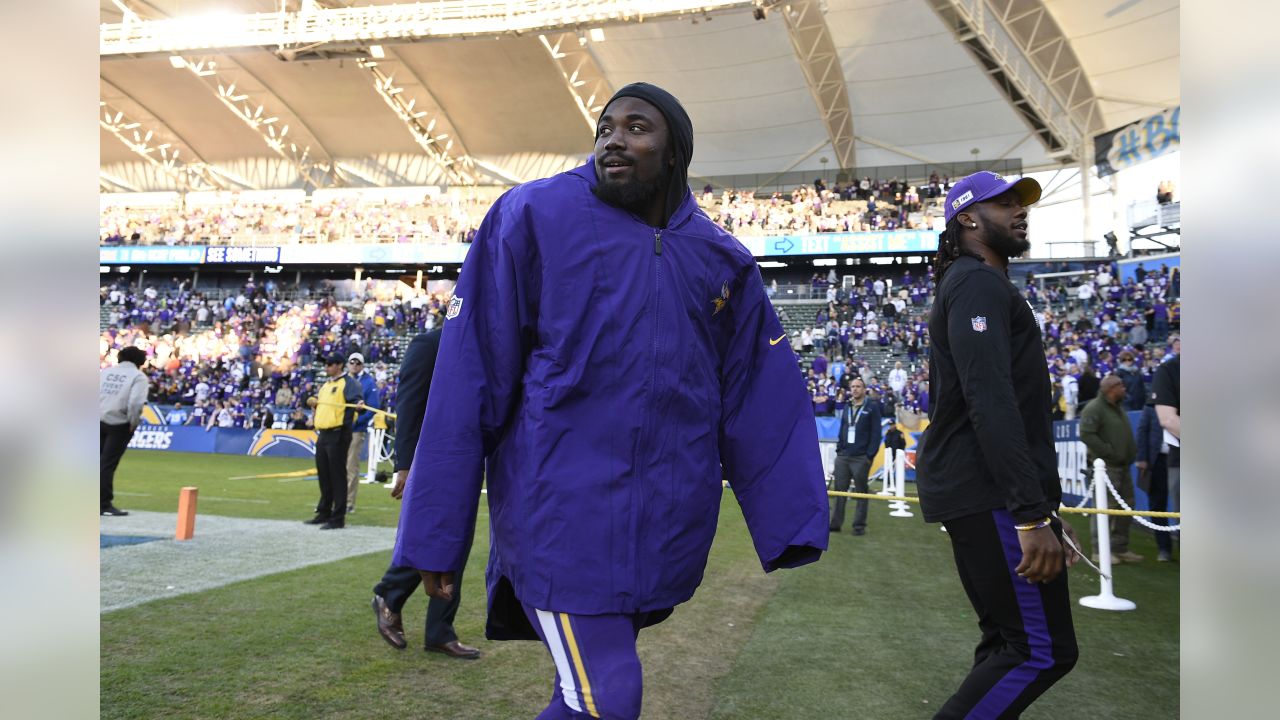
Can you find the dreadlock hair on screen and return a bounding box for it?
[933,217,985,283]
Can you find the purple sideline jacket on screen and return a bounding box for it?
[392,163,828,637]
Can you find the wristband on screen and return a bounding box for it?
[1014,517,1052,531]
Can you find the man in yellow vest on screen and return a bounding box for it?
[306,356,362,529]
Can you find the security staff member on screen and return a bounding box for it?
[305,356,361,530]
[919,171,1082,719]
[829,376,881,535]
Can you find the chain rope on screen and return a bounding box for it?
[1099,469,1181,532]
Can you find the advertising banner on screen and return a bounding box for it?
[127,426,217,453]
[204,246,282,264]
[128,426,317,458]
[102,232,940,266]
[276,243,471,265]
[1094,106,1180,177]
[741,230,936,258]
[99,245,207,265]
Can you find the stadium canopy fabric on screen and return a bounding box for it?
[99,0,1178,190]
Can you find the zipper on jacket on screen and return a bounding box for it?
[633,228,663,607]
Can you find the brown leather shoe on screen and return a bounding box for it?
[425,640,481,659]
[371,595,406,650]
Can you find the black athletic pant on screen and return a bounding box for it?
[100,421,134,510]
[1147,453,1172,554]
[935,509,1078,719]
[314,428,351,520]
[374,520,474,646]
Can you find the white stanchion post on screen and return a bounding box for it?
[877,449,894,496]
[363,427,382,485]
[1079,458,1136,611]
[890,448,913,517]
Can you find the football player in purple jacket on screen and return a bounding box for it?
[391,83,830,719]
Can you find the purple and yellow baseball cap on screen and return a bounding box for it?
[944,171,1042,225]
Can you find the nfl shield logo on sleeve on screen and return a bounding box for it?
[971,316,987,332]
[446,296,464,319]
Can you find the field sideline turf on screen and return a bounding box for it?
[102,451,1178,719]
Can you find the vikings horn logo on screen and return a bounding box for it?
[711,281,730,315]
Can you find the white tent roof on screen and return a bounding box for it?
[99,0,1179,189]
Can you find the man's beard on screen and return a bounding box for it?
[593,172,667,215]
[986,225,1031,258]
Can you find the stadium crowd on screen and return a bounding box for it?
[788,260,1181,425]
[101,255,1178,436]
[98,277,456,429]
[699,175,948,236]
[100,175,960,247]
[100,193,489,246]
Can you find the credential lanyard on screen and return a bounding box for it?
[847,402,864,445]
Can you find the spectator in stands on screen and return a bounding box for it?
[1127,317,1148,347]
[829,376,881,536]
[187,399,208,427]
[1079,375,1143,564]
[1151,297,1170,342]
[164,402,188,426]
[887,361,907,396]
[275,383,294,413]
[1076,278,1095,311]
[99,346,150,517]
[1076,361,1100,412]
[1115,351,1146,411]
[206,400,234,430]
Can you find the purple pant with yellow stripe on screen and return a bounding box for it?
[521,602,655,720]
[935,509,1079,719]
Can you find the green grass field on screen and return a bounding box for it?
[102,451,1178,719]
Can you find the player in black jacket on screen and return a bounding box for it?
[919,172,1081,719]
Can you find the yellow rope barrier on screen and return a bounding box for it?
[227,469,317,480]
[825,490,1180,519]
[309,399,398,420]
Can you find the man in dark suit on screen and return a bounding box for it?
[370,328,481,659]
[829,376,882,535]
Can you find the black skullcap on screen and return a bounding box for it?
[600,82,693,227]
